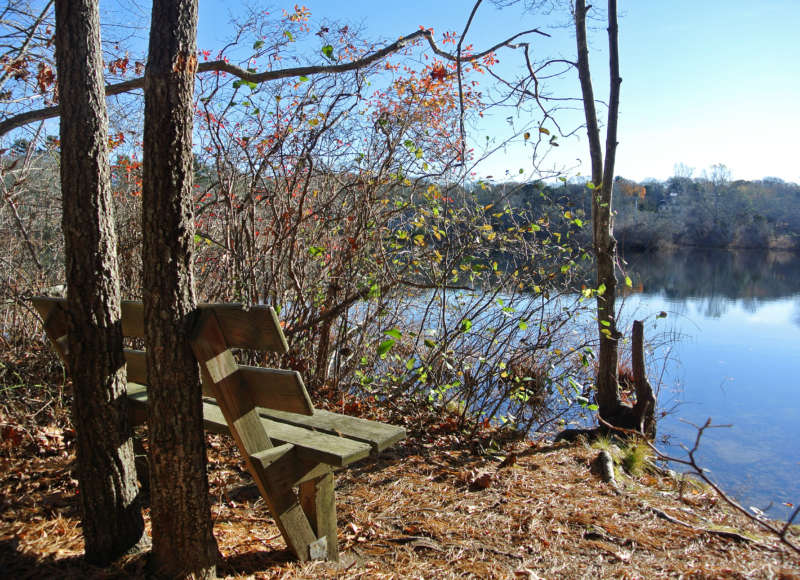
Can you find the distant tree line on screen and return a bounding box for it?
[474,170,800,252]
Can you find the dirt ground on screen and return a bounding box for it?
[1,414,798,579]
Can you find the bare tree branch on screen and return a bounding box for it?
[598,415,800,556]
[0,26,549,138]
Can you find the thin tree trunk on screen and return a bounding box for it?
[631,320,656,437]
[574,0,623,423]
[54,0,146,565]
[142,1,218,577]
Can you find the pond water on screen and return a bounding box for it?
[620,248,800,520]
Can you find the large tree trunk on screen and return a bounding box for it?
[54,0,146,565]
[142,1,218,577]
[574,0,626,426]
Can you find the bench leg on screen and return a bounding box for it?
[249,457,318,561]
[299,469,338,562]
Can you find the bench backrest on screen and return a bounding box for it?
[32,297,289,351]
[31,296,313,416]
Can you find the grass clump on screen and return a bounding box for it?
[621,439,652,476]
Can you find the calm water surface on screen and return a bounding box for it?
[621,249,800,519]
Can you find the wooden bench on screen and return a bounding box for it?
[32,297,405,562]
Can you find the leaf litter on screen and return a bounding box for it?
[1,352,798,578]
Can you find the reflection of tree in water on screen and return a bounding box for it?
[740,298,760,314]
[622,249,800,319]
[701,294,731,318]
[792,299,800,329]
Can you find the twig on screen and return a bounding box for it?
[597,415,800,555]
[645,503,773,548]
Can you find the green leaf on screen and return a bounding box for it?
[253,40,265,50]
[424,339,437,348]
[518,320,528,331]
[298,75,309,82]
[308,245,325,257]
[597,283,606,295]
[284,30,294,42]
[625,276,633,288]
[600,320,611,327]
[461,319,472,333]
[384,328,402,340]
[322,44,335,60]
[406,358,415,370]
[377,339,395,357]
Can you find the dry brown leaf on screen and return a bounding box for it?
[471,472,493,490]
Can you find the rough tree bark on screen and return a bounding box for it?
[142,0,218,577]
[54,0,146,565]
[574,0,627,427]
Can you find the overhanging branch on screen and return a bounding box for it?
[0,27,549,138]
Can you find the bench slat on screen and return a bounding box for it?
[124,349,148,384]
[33,297,288,353]
[239,366,313,416]
[124,349,313,416]
[126,383,371,467]
[259,408,406,453]
[121,301,288,353]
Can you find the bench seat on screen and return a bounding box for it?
[126,382,393,468]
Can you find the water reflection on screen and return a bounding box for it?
[619,248,800,520]
[624,247,800,303]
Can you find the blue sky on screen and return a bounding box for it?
[186,1,799,183]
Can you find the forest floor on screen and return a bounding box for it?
[1,350,799,579]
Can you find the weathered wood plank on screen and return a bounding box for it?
[124,349,147,385]
[259,408,406,452]
[122,301,288,352]
[120,300,145,338]
[32,297,69,361]
[200,303,288,353]
[238,367,313,416]
[300,471,338,561]
[250,445,330,487]
[36,297,288,353]
[126,383,375,467]
[31,296,60,323]
[250,443,295,469]
[123,350,313,416]
[202,403,371,467]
